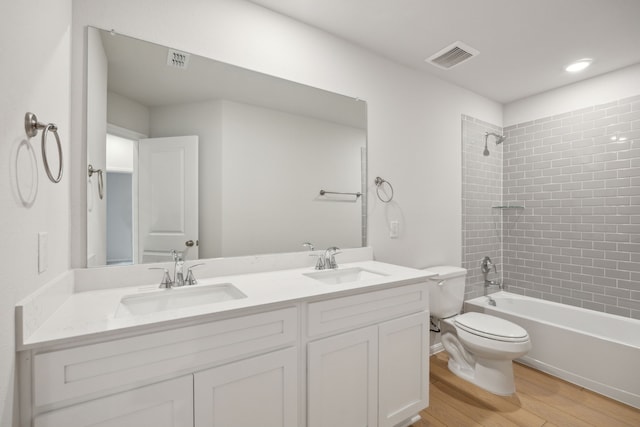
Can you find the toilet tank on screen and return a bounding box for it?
[424,266,467,319]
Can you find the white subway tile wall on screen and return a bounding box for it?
[502,95,640,319]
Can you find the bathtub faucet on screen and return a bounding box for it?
[481,256,503,291]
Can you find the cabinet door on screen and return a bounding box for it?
[308,326,378,427]
[34,376,193,427]
[378,312,429,427]
[194,347,298,427]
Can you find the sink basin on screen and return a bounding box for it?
[114,283,247,317]
[303,267,387,285]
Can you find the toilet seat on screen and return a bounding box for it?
[454,312,529,343]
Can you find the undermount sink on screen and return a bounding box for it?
[303,267,388,285]
[114,283,247,317]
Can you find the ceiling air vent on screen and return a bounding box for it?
[167,48,190,69]
[426,41,479,70]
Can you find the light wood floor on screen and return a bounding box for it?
[415,352,640,427]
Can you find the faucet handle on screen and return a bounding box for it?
[184,263,204,286]
[480,256,493,274]
[149,267,173,289]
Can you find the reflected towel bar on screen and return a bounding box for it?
[319,190,362,198]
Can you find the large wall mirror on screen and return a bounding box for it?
[86,27,368,267]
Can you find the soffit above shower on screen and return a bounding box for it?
[248,0,640,104]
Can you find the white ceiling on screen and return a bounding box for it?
[248,0,640,104]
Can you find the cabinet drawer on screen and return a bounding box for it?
[34,375,193,427]
[33,307,297,407]
[307,282,427,337]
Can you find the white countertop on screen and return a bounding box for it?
[18,260,434,350]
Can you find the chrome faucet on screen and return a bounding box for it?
[150,250,201,288]
[323,246,341,269]
[481,256,503,292]
[303,243,341,270]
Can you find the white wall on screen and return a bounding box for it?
[72,0,502,270]
[0,0,72,425]
[505,63,640,125]
[221,101,364,256]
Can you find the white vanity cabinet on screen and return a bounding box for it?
[194,347,298,427]
[24,307,298,427]
[306,283,429,427]
[21,273,430,427]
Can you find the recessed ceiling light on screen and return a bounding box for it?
[565,58,593,73]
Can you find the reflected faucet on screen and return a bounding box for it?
[171,250,186,286]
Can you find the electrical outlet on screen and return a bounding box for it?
[390,220,399,239]
[38,232,48,273]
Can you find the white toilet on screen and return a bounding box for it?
[427,266,531,395]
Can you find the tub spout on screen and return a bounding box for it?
[485,279,503,290]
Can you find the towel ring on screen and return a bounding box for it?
[24,112,63,183]
[88,164,104,200]
[374,176,394,203]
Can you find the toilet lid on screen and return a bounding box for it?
[455,312,529,342]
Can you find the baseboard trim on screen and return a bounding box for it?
[430,342,443,355]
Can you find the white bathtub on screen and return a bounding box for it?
[464,291,640,409]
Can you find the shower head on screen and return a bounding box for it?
[483,135,490,156]
[483,132,506,156]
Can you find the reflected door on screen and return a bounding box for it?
[138,136,199,262]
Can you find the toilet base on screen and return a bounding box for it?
[447,356,516,396]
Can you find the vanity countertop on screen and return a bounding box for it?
[17,260,435,351]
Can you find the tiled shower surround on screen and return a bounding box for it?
[462,95,640,319]
[461,116,503,300]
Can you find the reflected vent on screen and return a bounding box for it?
[426,41,479,69]
[167,49,190,69]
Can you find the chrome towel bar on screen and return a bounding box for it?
[24,112,63,183]
[374,176,394,203]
